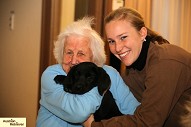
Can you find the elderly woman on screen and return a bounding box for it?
[36,17,140,127]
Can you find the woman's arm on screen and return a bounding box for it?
[40,65,102,123]
[103,65,140,114]
[83,65,140,127]
[90,60,188,127]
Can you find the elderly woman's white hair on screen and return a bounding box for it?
[53,17,106,67]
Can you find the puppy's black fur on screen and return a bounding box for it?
[54,62,122,122]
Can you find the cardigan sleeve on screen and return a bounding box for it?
[103,65,140,115]
[40,65,102,123]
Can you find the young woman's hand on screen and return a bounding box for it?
[83,114,94,127]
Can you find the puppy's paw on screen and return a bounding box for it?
[54,75,66,84]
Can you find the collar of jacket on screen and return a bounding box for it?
[126,36,150,71]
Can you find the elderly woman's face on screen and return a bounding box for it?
[62,35,93,73]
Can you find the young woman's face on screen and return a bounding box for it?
[62,36,93,73]
[105,20,146,66]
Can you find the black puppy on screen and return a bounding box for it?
[54,62,122,122]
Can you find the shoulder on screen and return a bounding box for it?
[102,65,118,73]
[148,42,191,67]
[43,64,66,76]
[102,65,120,77]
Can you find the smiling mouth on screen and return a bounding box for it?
[119,51,130,58]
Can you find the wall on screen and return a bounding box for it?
[60,0,75,32]
[151,0,191,53]
[0,0,42,127]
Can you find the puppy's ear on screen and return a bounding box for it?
[97,68,111,96]
[54,75,67,85]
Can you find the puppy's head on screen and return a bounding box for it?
[54,62,111,95]
[63,62,99,94]
[62,62,111,95]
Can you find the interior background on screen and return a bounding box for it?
[0,0,190,127]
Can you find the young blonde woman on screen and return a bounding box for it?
[84,7,191,127]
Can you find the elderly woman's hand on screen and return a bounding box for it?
[83,114,94,127]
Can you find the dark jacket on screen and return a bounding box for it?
[92,39,191,127]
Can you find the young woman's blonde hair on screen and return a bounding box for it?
[105,7,169,44]
[54,17,106,67]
